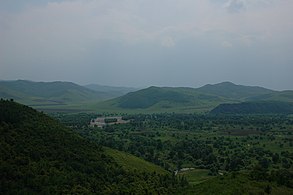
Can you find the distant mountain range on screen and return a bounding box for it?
[0,80,136,107]
[84,84,138,98]
[197,82,274,100]
[96,82,293,113]
[1,80,292,113]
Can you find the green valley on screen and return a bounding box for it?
[56,112,293,194]
[1,80,293,194]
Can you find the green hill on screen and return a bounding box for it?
[210,101,293,114]
[0,99,183,194]
[95,86,229,113]
[95,82,293,113]
[104,147,167,174]
[246,90,293,103]
[0,80,109,106]
[197,81,274,100]
[116,86,195,109]
[2,80,292,114]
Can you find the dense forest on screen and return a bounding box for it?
[0,100,186,194]
[210,101,293,114]
[53,112,293,194]
[1,99,293,194]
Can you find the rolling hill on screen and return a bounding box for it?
[2,80,292,113]
[95,82,293,113]
[0,99,182,194]
[197,81,274,100]
[0,80,106,105]
[96,86,230,113]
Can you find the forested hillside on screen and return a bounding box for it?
[59,112,293,194]
[0,100,185,194]
[210,101,293,114]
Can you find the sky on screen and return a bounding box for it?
[0,0,292,90]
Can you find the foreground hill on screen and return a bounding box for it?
[0,100,183,194]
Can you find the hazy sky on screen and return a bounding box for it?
[0,0,292,90]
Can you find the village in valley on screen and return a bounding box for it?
[90,116,130,128]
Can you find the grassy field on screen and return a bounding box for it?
[180,173,293,195]
[104,147,168,174]
[177,169,213,185]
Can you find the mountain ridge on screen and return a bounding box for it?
[0,80,131,107]
[1,80,293,113]
[95,82,293,113]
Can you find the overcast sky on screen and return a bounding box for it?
[0,0,292,90]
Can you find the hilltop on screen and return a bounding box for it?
[197,81,274,100]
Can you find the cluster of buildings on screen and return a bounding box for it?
[89,116,130,128]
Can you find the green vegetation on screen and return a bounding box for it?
[116,86,195,108]
[197,81,274,99]
[94,82,293,114]
[177,169,212,185]
[180,172,293,195]
[0,80,114,109]
[0,100,186,194]
[1,80,293,113]
[60,112,293,194]
[1,80,293,194]
[211,101,293,114]
[96,86,231,113]
[104,147,168,174]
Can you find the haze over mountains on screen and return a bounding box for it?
[0,80,292,113]
[0,80,135,106]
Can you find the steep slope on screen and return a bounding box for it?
[210,101,293,114]
[197,82,274,100]
[0,100,182,194]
